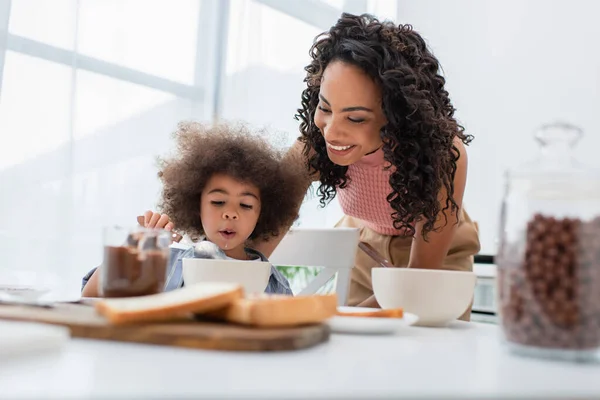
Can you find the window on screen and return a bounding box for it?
[9,0,77,50]
[223,0,321,144]
[0,52,72,170]
[74,70,176,139]
[222,0,344,227]
[77,0,201,84]
[0,0,209,287]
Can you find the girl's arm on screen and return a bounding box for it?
[81,266,101,297]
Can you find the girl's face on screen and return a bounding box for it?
[200,174,261,260]
[313,60,388,166]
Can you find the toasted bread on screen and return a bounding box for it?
[206,293,338,327]
[95,282,244,324]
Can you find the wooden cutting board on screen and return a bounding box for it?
[0,303,330,352]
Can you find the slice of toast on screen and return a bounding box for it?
[336,308,404,318]
[206,293,338,327]
[95,282,244,324]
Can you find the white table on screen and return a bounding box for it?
[0,322,598,399]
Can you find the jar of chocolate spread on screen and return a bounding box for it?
[99,226,171,298]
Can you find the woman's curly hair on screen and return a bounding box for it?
[157,121,305,242]
[296,13,473,238]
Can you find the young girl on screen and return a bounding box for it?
[81,121,305,297]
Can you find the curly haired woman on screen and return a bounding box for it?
[268,12,481,319]
[138,13,481,320]
[81,122,305,297]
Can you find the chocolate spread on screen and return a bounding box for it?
[100,237,169,298]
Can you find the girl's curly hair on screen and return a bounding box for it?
[157,121,305,242]
[296,13,473,238]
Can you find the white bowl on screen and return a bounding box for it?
[372,268,476,327]
[182,258,271,295]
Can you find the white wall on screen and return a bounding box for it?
[395,0,600,254]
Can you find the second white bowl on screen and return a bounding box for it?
[372,267,476,327]
[182,258,271,295]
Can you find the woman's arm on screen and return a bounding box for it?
[358,138,469,308]
[407,138,468,270]
[250,140,316,258]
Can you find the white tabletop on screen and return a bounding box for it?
[0,321,598,399]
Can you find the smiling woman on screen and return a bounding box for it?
[250,13,481,320]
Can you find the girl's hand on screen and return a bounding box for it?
[138,211,175,231]
[137,211,182,243]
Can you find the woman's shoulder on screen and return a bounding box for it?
[454,136,468,159]
[452,137,469,177]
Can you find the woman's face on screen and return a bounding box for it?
[313,60,387,166]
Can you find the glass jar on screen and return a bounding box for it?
[99,225,171,298]
[497,122,600,362]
